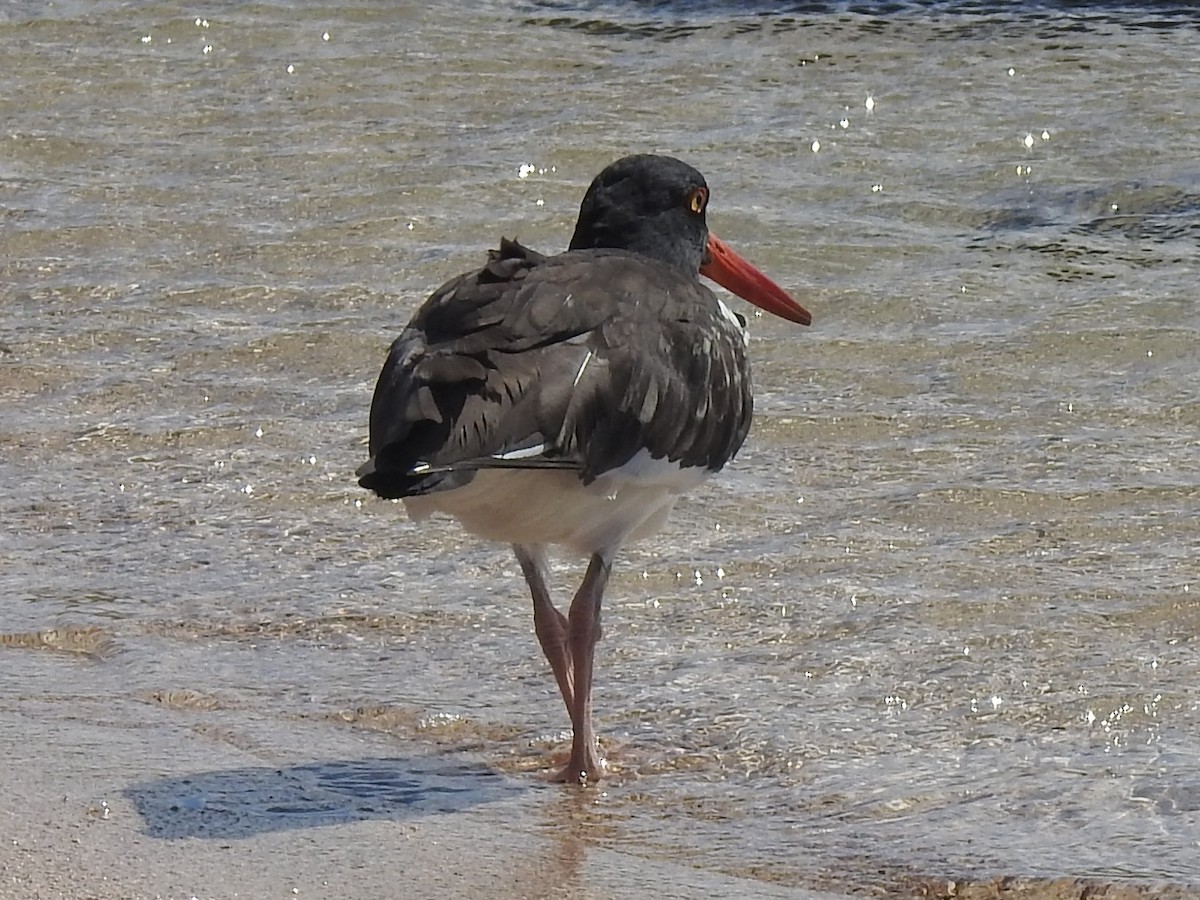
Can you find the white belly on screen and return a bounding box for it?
[402,451,712,558]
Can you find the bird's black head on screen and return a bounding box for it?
[568,154,710,275]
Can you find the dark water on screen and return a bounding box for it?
[3,1,1199,895]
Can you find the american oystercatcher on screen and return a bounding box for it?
[357,154,811,784]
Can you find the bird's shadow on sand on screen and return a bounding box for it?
[125,756,523,840]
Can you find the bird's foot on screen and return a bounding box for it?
[548,746,606,786]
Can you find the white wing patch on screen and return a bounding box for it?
[572,349,594,388]
[492,443,548,460]
[716,298,747,337]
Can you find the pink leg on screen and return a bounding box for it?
[513,545,574,714]
[555,553,610,785]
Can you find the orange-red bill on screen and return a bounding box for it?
[700,233,812,326]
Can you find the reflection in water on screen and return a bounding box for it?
[529,791,603,900]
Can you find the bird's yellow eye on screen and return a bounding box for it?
[687,187,708,215]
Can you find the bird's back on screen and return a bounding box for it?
[357,238,755,506]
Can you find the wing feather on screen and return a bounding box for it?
[357,239,755,499]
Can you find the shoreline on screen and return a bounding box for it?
[0,677,841,900]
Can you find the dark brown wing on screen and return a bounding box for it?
[356,238,753,499]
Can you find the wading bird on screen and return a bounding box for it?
[358,154,811,784]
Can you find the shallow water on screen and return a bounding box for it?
[3,1,1199,895]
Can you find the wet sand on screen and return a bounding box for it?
[3,656,1196,899]
[0,663,841,900]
